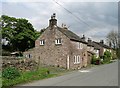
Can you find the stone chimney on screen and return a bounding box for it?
[49,13,57,27]
[81,35,86,41]
[88,38,92,43]
[62,23,68,30]
[100,40,104,44]
[109,42,112,47]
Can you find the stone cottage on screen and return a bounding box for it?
[87,38,95,64]
[24,13,89,69]
[93,40,112,58]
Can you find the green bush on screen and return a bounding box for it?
[116,48,120,59]
[2,67,20,79]
[91,55,100,65]
[2,68,54,87]
[103,50,112,63]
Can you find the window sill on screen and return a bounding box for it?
[40,45,44,46]
[74,62,80,64]
[55,43,62,45]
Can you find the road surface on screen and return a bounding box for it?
[19,61,118,86]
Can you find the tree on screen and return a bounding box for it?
[106,30,118,49]
[1,15,40,51]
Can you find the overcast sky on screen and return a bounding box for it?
[1,0,119,43]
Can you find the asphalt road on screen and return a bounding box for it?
[20,61,118,86]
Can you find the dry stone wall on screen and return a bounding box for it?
[2,56,38,72]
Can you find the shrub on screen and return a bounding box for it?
[103,50,112,63]
[116,48,120,59]
[2,67,20,79]
[91,55,100,65]
[39,68,50,77]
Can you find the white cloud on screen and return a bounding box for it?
[20,2,64,30]
[1,1,118,42]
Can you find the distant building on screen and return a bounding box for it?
[86,38,95,64]
[93,40,112,58]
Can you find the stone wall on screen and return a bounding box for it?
[69,40,88,69]
[23,26,89,70]
[34,27,71,69]
[2,56,38,72]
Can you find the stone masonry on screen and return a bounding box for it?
[23,13,98,69]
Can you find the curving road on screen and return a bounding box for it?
[19,61,118,86]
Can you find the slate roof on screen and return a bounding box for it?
[92,41,101,50]
[99,43,111,49]
[93,41,111,49]
[87,51,95,55]
[57,27,87,44]
[87,42,94,47]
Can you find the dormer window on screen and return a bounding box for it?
[55,38,62,45]
[40,40,45,45]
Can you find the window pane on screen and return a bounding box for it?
[55,38,62,44]
[77,55,80,63]
[55,40,57,44]
[59,38,61,43]
[43,40,45,44]
[77,56,79,63]
[74,56,75,63]
[74,56,76,64]
[80,43,83,49]
[40,40,45,45]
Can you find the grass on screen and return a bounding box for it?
[0,77,2,88]
[2,66,70,88]
[92,58,116,66]
[2,59,115,88]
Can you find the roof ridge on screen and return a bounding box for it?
[57,26,87,44]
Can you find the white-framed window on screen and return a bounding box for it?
[77,55,80,63]
[40,40,45,45]
[74,56,77,64]
[55,38,62,45]
[80,43,83,49]
[74,55,80,64]
[26,54,32,58]
[78,42,80,49]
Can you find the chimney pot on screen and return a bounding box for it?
[53,13,56,19]
[88,38,91,42]
[49,13,57,27]
[81,35,85,41]
[109,42,112,47]
[100,40,104,44]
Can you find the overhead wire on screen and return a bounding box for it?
[52,0,94,30]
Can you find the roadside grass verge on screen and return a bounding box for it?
[2,60,116,88]
[0,77,2,88]
[90,58,116,68]
[2,67,70,88]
